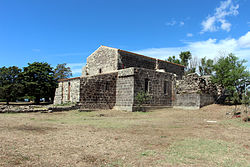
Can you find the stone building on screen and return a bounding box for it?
[54,46,216,111]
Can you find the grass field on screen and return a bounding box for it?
[0,104,249,167]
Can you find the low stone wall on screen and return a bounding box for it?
[0,105,48,113]
[80,72,118,110]
[174,93,215,109]
[200,94,215,107]
[174,93,200,109]
[0,105,81,113]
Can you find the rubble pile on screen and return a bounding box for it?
[0,104,80,113]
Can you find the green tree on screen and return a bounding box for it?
[167,56,181,64]
[167,51,194,74]
[179,51,192,67]
[199,57,214,76]
[20,62,57,104]
[211,53,249,104]
[0,66,23,104]
[54,63,72,80]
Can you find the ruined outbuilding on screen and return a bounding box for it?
[54,46,217,111]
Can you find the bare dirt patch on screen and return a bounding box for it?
[0,104,249,167]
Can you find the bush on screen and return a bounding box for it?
[135,91,151,112]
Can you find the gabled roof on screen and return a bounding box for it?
[100,45,185,67]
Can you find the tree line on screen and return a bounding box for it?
[0,62,72,104]
[167,52,249,104]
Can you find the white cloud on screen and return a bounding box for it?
[201,0,239,33]
[165,20,176,26]
[66,63,84,76]
[67,63,83,68]
[187,33,193,37]
[71,68,82,75]
[165,19,185,27]
[220,19,231,31]
[202,16,217,32]
[134,31,250,68]
[238,31,250,48]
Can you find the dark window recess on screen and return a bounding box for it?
[105,82,109,91]
[164,81,167,94]
[145,78,149,93]
[68,82,71,100]
[99,68,102,73]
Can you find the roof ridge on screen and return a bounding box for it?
[100,45,185,67]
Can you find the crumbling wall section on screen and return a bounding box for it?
[80,72,117,109]
[174,73,217,109]
[176,73,217,95]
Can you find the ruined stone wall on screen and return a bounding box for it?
[80,72,117,109]
[53,78,80,105]
[158,60,184,79]
[82,46,119,77]
[174,73,217,109]
[54,82,63,105]
[114,68,135,112]
[133,68,175,106]
[176,73,217,95]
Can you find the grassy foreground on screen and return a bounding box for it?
[0,104,249,167]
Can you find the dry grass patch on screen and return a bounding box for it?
[0,104,249,167]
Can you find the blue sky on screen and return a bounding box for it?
[0,0,249,76]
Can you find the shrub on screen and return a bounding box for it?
[135,91,151,112]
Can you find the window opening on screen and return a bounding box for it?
[145,78,149,93]
[164,81,167,95]
[68,82,71,100]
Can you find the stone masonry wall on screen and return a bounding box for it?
[118,50,156,70]
[82,46,119,77]
[174,93,215,109]
[118,50,184,79]
[53,78,80,105]
[133,68,175,106]
[158,60,184,80]
[200,94,215,107]
[80,72,117,109]
[114,68,135,112]
[175,93,200,109]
